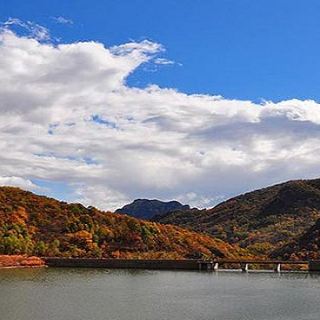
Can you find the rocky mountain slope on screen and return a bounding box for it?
[0,187,244,260]
[116,199,190,220]
[155,179,320,259]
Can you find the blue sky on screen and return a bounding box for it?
[1,1,320,210]
[2,0,320,102]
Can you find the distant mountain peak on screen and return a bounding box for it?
[116,199,190,220]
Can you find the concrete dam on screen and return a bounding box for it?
[43,258,320,272]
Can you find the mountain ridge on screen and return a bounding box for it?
[154,178,320,259]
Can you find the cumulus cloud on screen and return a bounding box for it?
[0,176,40,191]
[1,25,320,210]
[73,184,129,212]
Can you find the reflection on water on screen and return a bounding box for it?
[1,268,320,320]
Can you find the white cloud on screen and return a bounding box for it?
[52,16,73,25]
[154,58,175,65]
[175,192,225,209]
[0,176,40,191]
[1,25,320,211]
[2,18,51,41]
[73,184,129,212]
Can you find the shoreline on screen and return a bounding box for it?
[0,265,47,270]
[0,255,45,269]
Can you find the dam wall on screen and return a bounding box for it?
[44,258,320,272]
[308,261,320,272]
[44,258,200,270]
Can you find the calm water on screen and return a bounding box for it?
[1,268,320,320]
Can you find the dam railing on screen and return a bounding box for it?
[198,259,311,272]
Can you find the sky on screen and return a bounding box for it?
[1,1,320,210]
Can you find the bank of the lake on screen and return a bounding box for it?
[1,267,320,320]
[0,255,45,269]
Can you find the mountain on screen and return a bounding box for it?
[0,187,244,260]
[272,218,320,260]
[155,178,320,259]
[116,199,190,220]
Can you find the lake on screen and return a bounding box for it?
[1,268,320,320]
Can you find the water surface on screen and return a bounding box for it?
[1,268,320,320]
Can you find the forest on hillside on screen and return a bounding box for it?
[155,179,320,260]
[0,187,244,260]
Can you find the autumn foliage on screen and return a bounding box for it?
[0,187,245,260]
[155,179,320,259]
[0,255,44,267]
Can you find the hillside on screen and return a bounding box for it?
[116,199,190,220]
[272,218,320,260]
[0,187,244,260]
[155,178,320,259]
